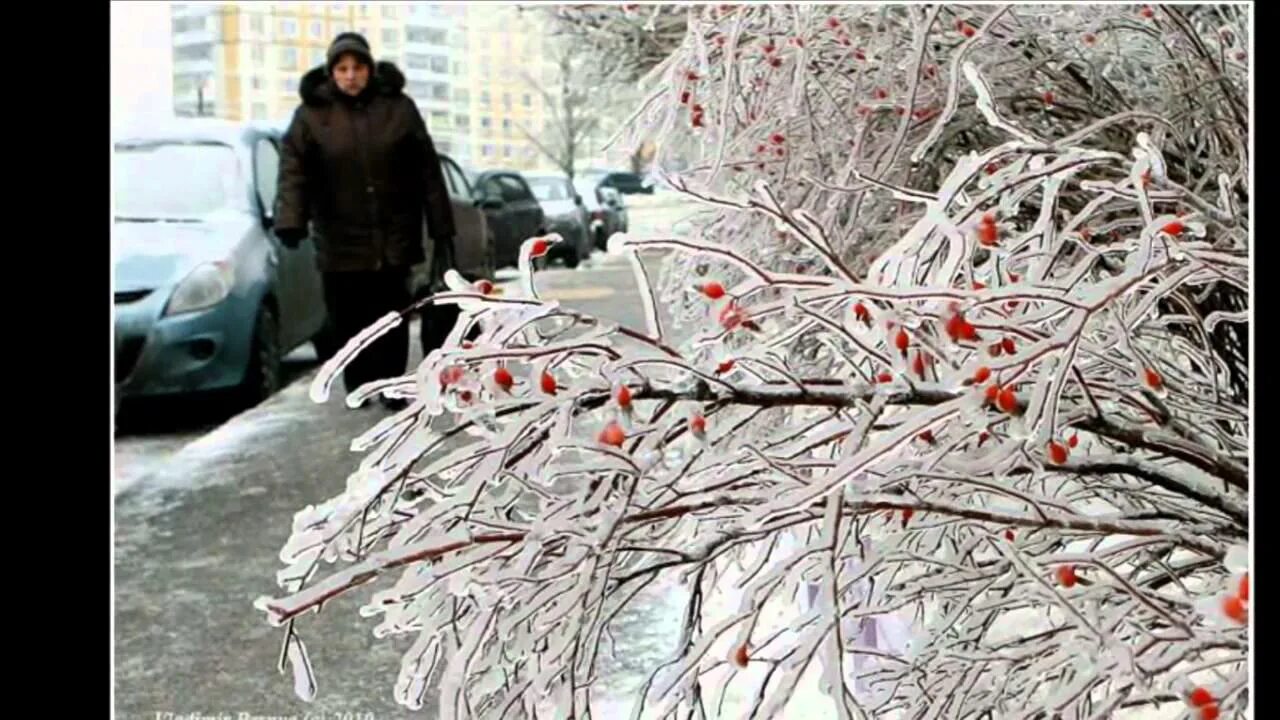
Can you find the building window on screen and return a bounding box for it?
[407,54,428,69]
[480,91,490,106]
[251,76,263,91]
[454,88,469,103]
[455,114,470,129]
[311,48,325,66]
[502,93,512,110]
[251,44,265,65]
[523,93,532,108]
[436,139,451,153]
[382,5,396,18]
[432,83,449,100]
[249,15,264,34]
[383,29,399,46]
[332,21,348,34]
[310,21,323,38]
[283,77,299,93]
[482,144,494,157]
[430,110,449,127]
[429,55,448,74]
[502,119,511,131]
[503,145,512,158]
[281,47,298,69]
[480,117,491,129]
[359,4,369,16]
[281,19,298,38]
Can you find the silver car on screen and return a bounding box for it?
[523,173,593,268]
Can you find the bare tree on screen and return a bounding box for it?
[512,41,601,181]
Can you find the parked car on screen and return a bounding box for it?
[471,170,547,268]
[591,170,654,195]
[524,173,592,268]
[407,153,495,301]
[573,178,628,250]
[113,118,330,412]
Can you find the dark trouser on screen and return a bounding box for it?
[322,269,411,394]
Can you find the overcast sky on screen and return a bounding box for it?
[112,2,174,127]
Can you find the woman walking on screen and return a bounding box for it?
[274,32,456,410]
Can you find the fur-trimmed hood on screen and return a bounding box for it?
[299,60,406,107]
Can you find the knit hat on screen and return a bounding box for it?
[326,32,373,72]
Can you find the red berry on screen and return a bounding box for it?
[1222,595,1247,623]
[961,23,976,37]
[540,371,557,395]
[1068,434,1079,448]
[972,281,987,290]
[1008,272,1020,282]
[763,41,776,54]
[1004,529,1015,541]
[690,414,707,435]
[1048,441,1068,465]
[923,64,937,78]
[691,112,704,128]
[854,48,866,60]
[901,507,914,526]
[973,366,991,383]
[616,385,633,408]
[733,643,749,668]
[984,162,999,175]
[791,36,804,48]
[774,147,785,157]
[439,365,464,387]
[827,16,840,29]
[1083,32,1096,45]
[769,56,782,68]
[874,87,888,100]
[917,429,935,444]
[699,281,726,299]
[531,239,549,257]
[984,384,1000,403]
[1042,90,1055,106]
[686,70,699,81]
[493,366,514,391]
[1161,220,1186,236]
[475,279,494,294]
[978,431,991,446]
[1199,705,1220,720]
[894,105,906,116]
[1141,169,1152,188]
[853,302,871,324]
[877,372,894,384]
[1144,367,1163,390]
[680,90,691,104]
[894,329,909,353]
[1239,573,1250,602]
[1001,337,1016,355]
[977,220,999,246]
[1140,6,1154,18]
[989,342,1004,357]
[1057,565,1077,588]
[462,341,474,349]
[997,387,1018,413]
[770,132,785,145]
[1236,51,1246,61]
[599,422,625,447]
[912,352,927,378]
[715,359,736,375]
[459,389,473,402]
[1189,688,1215,708]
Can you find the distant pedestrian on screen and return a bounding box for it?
[274,32,456,410]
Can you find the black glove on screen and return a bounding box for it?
[275,226,308,248]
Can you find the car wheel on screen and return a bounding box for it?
[563,244,581,269]
[241,304,282,407]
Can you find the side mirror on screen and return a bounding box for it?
[477,196,504,210]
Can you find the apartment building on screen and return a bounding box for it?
[171,3,575,173]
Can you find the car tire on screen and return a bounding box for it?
[563,245,581,269]
[240,304,283,407]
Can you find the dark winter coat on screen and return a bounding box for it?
[275,61,456,272]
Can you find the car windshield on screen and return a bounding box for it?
[526,177,572,202]
[114,141,243,219]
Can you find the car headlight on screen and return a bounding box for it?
[164,262,235,316]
